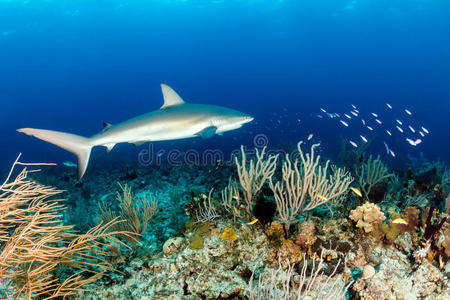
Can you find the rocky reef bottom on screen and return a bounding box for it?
[73,215,450,300]
[6,147,448,300]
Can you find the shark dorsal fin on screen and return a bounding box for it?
[102,122,112,132]
[160,84,185,109]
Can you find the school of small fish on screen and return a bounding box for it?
[317,103,430,158]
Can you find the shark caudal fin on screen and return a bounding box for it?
[17,128,93,180]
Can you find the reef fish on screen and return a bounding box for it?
[350,187,362,197]
[392,218,408,225]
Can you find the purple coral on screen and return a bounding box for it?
[423,206,447,241]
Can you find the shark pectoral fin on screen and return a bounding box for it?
[102,122,112,132]
[104,143,115,153]
[160,84,185,109]
[196,126,217,139]
[131,140,147,146]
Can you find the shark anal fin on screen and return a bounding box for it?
[102,122,112,132]
[196,126,217,139]
[160,84,185,109]
[104,143,115,153]
[131,141,147,146]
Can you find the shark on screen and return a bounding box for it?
[17,84,254,179]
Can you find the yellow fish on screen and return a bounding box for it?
[350,187,362,197]
[247,219,259,225]
[233,207,240,215]
[316,194,329,201]
[392,218,408,225]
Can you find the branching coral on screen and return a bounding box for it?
[358,155,394,201]
[0,155,129,299]
[195,188,220,223]
[248,251,351,300]
[221,178,243,221]
[235,146,278,214]
[99,183,157,246]
[269,142,353,230]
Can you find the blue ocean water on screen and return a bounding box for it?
[1,0,449,175]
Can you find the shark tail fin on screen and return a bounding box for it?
[17,128,93,180]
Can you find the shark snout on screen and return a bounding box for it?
[242,115,254,123]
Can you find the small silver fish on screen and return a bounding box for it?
[386,103,392,109]
[351,111,358,117]
[408,125,415,133]
[390,149,396,157]
[419,131,425,137]
[349,140,358,148]
[406,138,417,146]
[396,126,404,133]
[371,113,378,117]
[383,141,390,154]
[360,135,368,142]
[320,108,327,113]
[351,104,357,109]
[367,126,373,131]
[340,120,349,127]
[63,161,77,168]
[344,114,352,119]
[375,119,382,124]
[307,133,314,141]
[362,119,366,125]
[405,109,412,115]
[396,119,403,125]
[421,127,429,134]
[386,130,392,136]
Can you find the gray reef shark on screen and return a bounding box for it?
[17,84,253,179]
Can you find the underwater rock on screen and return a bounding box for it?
[265,220,285,247]
[119,167,138,181]
[361,264,375,280]
[349,202,386,233]
[269,239,302,267]
[294,221,316,248]
[359,245,448,299]
[189,235,204,250]
[381,222,402,242]
[415,166,437,185]
[394,232,414,253]
[265,220,285,237]
[437,222,450,258]
[348,250,368,268]
[163,237,184,256]
[413,263,443,297]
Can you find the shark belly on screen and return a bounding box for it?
[93,113,210,146]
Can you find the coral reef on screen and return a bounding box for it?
[3,142,449,299]
[349,202,386,233]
